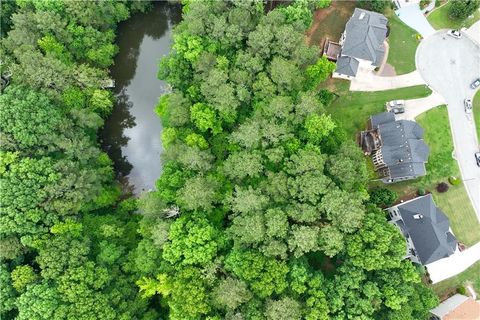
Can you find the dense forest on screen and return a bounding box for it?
[1,0,439,319]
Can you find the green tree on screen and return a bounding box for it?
[190,103,222,134]
[11,265,38,292]
[346,209,406,271]
[176,175,219,211]
[358,0,388,13]
[223,151,264,180]
[212,277,252,311]
[449,0,480,19]
[304,114,336,144]
[265,297,302,320]
[288,225,320,257]
[225,249,289,298]
[163,215,221,267]
[306,57,336,89]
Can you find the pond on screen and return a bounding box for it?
[100,2,182,195]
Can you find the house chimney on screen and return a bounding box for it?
[359,12,366,20]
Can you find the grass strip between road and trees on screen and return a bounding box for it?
[473,89,480,140]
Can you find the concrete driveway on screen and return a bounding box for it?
[395,91,445,121]
[350,69,425,91]
[416,31,480,220]
[426,241,480,284]
[395,3,436,38]
[464,20,480,45]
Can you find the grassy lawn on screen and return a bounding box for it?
[306,0,356,46]
[427,1,480,30]
[416,106,459,185]
[385,10,420,75]
[431,185,480,246]
[433,261,480,297]
[416,106,479,246]
[474,90,480,139]
[324,79,431,138]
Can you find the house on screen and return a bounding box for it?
[360,112,429,183]
[430,294,480,320]
[387,194,458,265]
[333,8,388,79]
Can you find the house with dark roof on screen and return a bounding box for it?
[333,8,388,79]
[360,112,429,183]
[387,194,458,265]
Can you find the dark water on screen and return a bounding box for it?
[100,2,182,195]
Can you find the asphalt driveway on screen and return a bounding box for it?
[416,31,480,220]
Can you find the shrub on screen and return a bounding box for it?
[357,0,388,13]
[369,188,398,207]
[435,0,441,7]
[436,182,449,193]
[448,176,461,186]
[317,89,335,106]
[420,0,431,9]
[456,286,467,295]
[418,187,426,196]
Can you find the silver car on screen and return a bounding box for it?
[471,78,480,89]
[386,100,405,114]
[447,29,462,39]
[464,98,472,113]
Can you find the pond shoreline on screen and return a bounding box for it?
[100,2,182,196]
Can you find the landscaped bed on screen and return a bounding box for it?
[427,1,480,30]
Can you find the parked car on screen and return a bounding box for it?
[464,98,472,113]
[475,152,480,167]
[447,29,462,39]
[386,100,405,114]
[471,78,480,89]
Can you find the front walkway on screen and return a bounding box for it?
[395,90,445,121]
[395,3,436,38]
[426,242,480,284]
[350,69,425,91]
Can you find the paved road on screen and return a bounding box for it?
[416,31,480,220]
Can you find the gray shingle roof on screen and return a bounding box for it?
[335,55,359,77]
[395,194,457,265]
[341,8,388,66]
[373,115,429,179]
[371,112,395,127]
[388,161,426,179]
